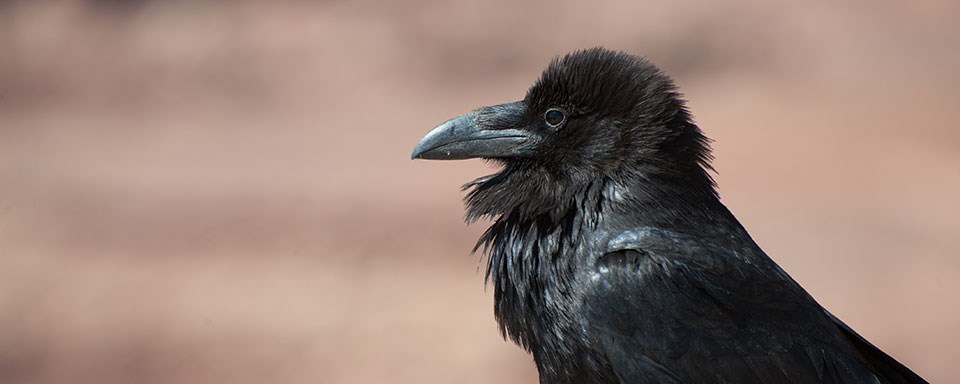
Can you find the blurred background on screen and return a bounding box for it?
[1,1,958,383]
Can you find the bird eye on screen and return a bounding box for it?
[544,108,566,128]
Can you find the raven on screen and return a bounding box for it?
[411,48,926,384]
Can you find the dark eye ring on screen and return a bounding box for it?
[544,108,566,128]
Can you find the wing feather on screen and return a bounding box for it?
[586,227,924,383]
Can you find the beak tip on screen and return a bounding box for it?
[410,143,427,160]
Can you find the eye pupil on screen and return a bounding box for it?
[544,108,566,127]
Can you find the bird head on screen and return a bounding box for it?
[412,48,716,220]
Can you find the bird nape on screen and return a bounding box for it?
[411,48,926,384]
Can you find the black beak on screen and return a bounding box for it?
[411,101,534,160]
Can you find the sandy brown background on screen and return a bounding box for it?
[1,1,958,383]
